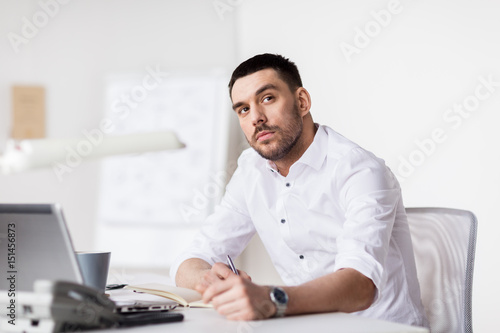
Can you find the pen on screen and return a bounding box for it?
[226,255,239,275]
[105,283,128,290]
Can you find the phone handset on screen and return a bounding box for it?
[34,280,120,329]
[35,280,115,309]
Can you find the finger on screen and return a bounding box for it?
[202,280,232,303]
[237,270,252,281]
[218,295,269,321]
[209,281,254,318]
[212,262,233,280]
[196,268,223,294]
[202,275,239,303]
[215,296,253,319]
[195,280,209,293]
[203,270,220,284]
[210,278,244,308]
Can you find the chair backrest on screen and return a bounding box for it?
[405,208,477,333]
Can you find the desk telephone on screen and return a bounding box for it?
[8,280,183,332]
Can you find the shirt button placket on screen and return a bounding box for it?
[276,184,290,242]
[299,254,309,273]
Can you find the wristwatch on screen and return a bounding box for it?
[269,286,288,317]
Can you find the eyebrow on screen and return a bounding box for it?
[232,84,279,111]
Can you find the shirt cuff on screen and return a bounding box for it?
[333,255,383,303]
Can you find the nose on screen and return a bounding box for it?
[251,106,266,127]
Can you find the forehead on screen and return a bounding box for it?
[231,68,289,100]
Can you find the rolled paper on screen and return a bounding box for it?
[0,131,185,174]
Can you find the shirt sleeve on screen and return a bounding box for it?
[332,147,401,302]
[169,160,256,282]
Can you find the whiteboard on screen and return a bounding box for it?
[95,69,231,268]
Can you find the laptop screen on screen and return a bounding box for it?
[0,203,83,291]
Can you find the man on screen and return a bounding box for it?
[170,54,428,327]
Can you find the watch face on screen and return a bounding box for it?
[273,288,287,304]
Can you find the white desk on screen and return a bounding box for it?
[98,307,429,333]
[103,283,429,333]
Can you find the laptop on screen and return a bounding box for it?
[0,203,177,313]
[0,203,83,291]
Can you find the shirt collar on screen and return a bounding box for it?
[266,160,280,173]
[294,123,327,171]
[264,123,327,173]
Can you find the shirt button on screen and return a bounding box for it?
[280,218,286,224]
[286,182,291,187]
[299,255,304,259]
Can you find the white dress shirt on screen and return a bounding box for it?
[170,125,428,327]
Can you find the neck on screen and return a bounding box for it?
[274,119,317,177]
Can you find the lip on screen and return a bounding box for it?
[256,131,274,142]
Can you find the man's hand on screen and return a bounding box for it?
[199,273,276,321]
[195,262,251,294]
[176,258,251,291]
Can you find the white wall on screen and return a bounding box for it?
[235,1,500,332]
[0,0,238,252]
[1,0,499,331]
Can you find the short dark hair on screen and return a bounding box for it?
[228,53,303,97]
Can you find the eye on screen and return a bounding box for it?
[263,96,273,103]
[238,107,249,115]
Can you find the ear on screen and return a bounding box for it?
[295,87,312,117]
